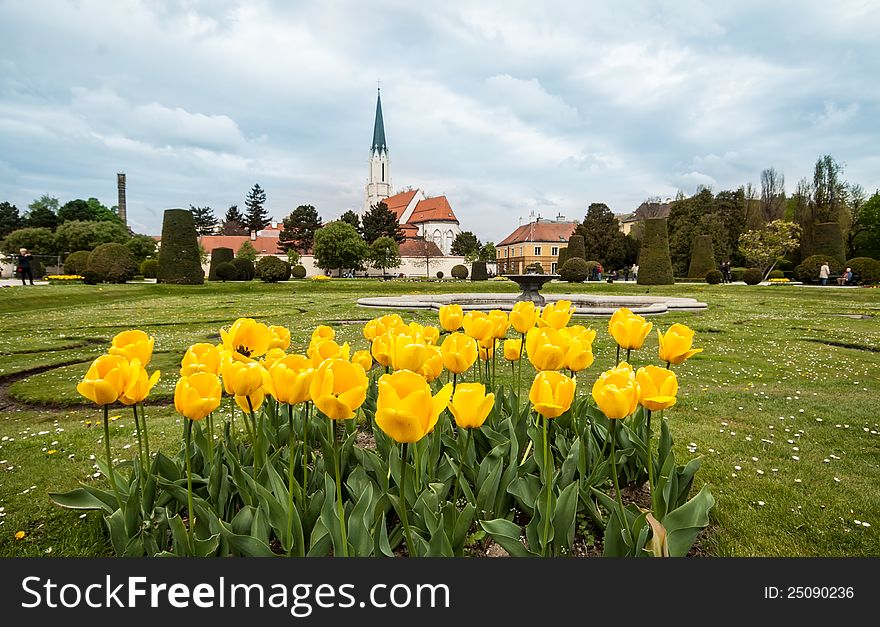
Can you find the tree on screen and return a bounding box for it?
[313,221,369,276]
[849,191,880,259]
[362,202,404,244]
[220,205,248,235]
[811,155,846,222]
[478,242,496,263]
[190,205,218,235]
[738,220,802,279]
[236,241,258,262]
[54,220,129,254]
[87,197,122,223]
[25,195,59,230]
[126,234,158,261]
[244,184,270,233]
[157,209,204,285]
[760,168,786,223]
[339,210,362,235]
[278,205,322,254]
[369,236,402,276]
[58,199,98,224]
[574,203,629,269]
[410,236,444,277]
[451,231,481,260]
[1,227,57,255]
[0,202,23,238]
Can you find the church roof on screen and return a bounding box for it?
[371,89,387,154]
[382,189,419,219]
[409,196,458,224]
[497,220,578,246]
[399,237,443,257]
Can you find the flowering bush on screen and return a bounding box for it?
[311,275,331,281]
[769,277,791,284]
[47,274,84,283]
[51,303,712,557]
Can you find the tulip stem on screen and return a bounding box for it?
[206,413,215,463]
[286,404,297,556]
[626,348,631,364]
[302,402,310,496]
[400,442,415,556]
[330,419,349,557]
[453,428,466,507]
[516,332,524,415]
[666,361,671,370]
[616,345,620,366]
[413,440,422,490]
[246,396,261,474]
[184,418,195,546]
[452,372,457,392]
[645,409,655,515]
[102,405,123,510]
[139,402,151,463]
[542,414,552,557]
[131,404,145,473]
[609,420,627,531]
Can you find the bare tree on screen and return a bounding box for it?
[411,237,443,277]
[760,168,786,222]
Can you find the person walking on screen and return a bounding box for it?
[819,262,830,286]
[16,248,35,286]
[632,264,639,282]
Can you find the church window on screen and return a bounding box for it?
[381,163,385,181]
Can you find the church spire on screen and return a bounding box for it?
[371,87,387,154]
[364,86,392,214]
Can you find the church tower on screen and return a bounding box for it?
[363,88,392,214]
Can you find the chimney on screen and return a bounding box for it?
[116,172,127,226]
[556,212,565,222]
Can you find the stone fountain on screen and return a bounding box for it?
[505,273,559,305]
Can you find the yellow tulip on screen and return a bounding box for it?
[363,314,404,341]
[440,332,478,374]
[311,325,335,344]
[504,338,522,361]
[221,318,271,360]
[510,301,538,334]
[261,347,287,369]
[657,323,703,365]
[389,333,435,374]
[370,332,394,367]
[268,354,314,405]
[422,325,440,346]
[438,304,463,332]
[462,311,495,342]
[608,308,653,350]
[309,359,368,420]
[236,388,266,413]
[478,338,495,361]
[119,359,160,405]
[525,326,570,371]
[538,300,575,330]
[109,330,154,366]
[374,370,453,443]
[174,373,222,421]
[76,354,129,405]
[268,325,291,351]
[351,349,373,372]
[529,371,576,419]
[180,343,221,376]
[488,309,510,339]
[448,383,495,429]
[308,339,350,368]
[591,362,640,419]
[421,347,444,382]
[562,327,596,372]
[636,365,678,411]
[221,359,268,397]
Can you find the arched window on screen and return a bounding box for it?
[446,230,454,254]
[381,163,385,181]
[432,229,442,250]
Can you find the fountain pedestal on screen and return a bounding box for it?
[506,274,558,306]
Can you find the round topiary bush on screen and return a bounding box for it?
[208,247,234,281]
[255,256,292,283]
[794,254,841,284]
[436,271,444,279]
[637,218,674,285]
[64,250,91,276]
[87,242,138,284]
[687,234,716,279]
[157,208,204,284]
[845,257,880,285]
[214,262,238,282]
[730,268,745,282]
[705,269,723,284]
[291,264,307,279]
[471,261,488,281]
[140,258,159,279]
[451,264,469,280]
[743,268,763,285]
[232,257,255,281]
[559,257,590,283]
[767,269,785,279]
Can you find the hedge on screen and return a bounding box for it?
[636,218,674,285]
[255,256,291,283]
[767,269,785,279]
[208,247,234,281]
[140,258,159,279]
[845,257,880,285]
[451,264,469,280]
[811,222,846,265]
[556,246,570,270]
[794,254,841,284]
[291,264,307,279]
[559,257,590,283]
[157,209,204,284]
[214,262,238,282]
[705,270,723,284]
[743,268,763,285]
[566,235,586,261]
[64,250,91,275]
[471,261,488,281]
[526,262,545,274]
[687,234,716,279]
[232,257,255,281]
[87,242,137,284]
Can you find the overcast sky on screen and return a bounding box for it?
[1,0,878,241]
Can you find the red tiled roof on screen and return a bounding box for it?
[381,189,419,220]
[497,221,578,246]
[399,237,443,257]
[409,196,458,224]
[199,235,284,255]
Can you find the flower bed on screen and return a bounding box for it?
[53,303,713,557]
[46,274,84,284]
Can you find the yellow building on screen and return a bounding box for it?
[496,218,578,275]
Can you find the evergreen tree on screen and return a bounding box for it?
[362,202,404,244]
[574,203,628,268]
[219,205,247,235]
[339,210,362,235]
[189,205,218,235]
[278,205,323,253]
[451,231,481,260]
[0,202,23,238]
[244,184,270,232]
[225,204,245,224]
[26,195,60,230]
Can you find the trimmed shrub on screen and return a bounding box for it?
[157,208,204,284]
[767,269,785,279]
[451,264,469,280]
[471,261,488,281]
[845,257,880,285]
[559,257,590,283]
[526,262,545,274]
[214,262,238,282]
[232,257,255,281]
[208,247,234,281]
[794,254,841,284]
[291,264,307,279]
[566,235,586,260]
[730,267,745,282]
[812,222,846,264]
[255,256,291,283]
[556,246,570,270]
[140,258,159,279]
[87,242,137,284]
[743,268,763,285]
[585,260,600,279]
[705,270,723,284]
[64,250,91,275]
[82,269,100,285]
[687,234,716,279]
[636,218,674,285]
[436,271,444,279]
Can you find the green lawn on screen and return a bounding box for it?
[1,279,878,556]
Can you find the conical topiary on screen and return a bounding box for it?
[687,234,716,279]
[566,235,586,260]
[157,208,205,284]
[637,218,674,285]
[208,247,234,281]
[811,222,846,265]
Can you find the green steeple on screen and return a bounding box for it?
[371,88,387,155]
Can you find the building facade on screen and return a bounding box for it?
[496,218,578,275]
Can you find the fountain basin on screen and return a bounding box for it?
[506,273,559,305]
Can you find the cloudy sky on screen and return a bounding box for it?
[1,0,878,241]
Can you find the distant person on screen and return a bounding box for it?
[819,262,830,286]
[836,267,852,286]
[596,263,603,282]
[632,264,639,282]
[623,265,630,282]
[17,248,35,286]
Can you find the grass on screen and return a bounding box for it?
[0,279,878,557]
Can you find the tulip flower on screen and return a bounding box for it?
[538,300,575,330]
[236,388,266,413]
[529,370,576,419]
[421,347,444,382]
[180,343,221,376]
[448,383,495,429]
[268,354,314,405]
[438,304,463,332]
[109,330,155,366]
[462,311,495,342]
[608,308,653,351]
[422,325,440,346]
[351,349,373,373]
[375,370,453,443]
[174,373,222,421]
[363,314,404,341]
[261,347,287,369]
[440,332,478,374]
[389,333,436,374]
[309,359,368,420]
[561,327,596,373]
[478,338,494,361]
[510,301,538,334]
[657,323,703,366]
[525,327,570,371]
[488,309,510,339]
[77,354,129,406]
[221,359,269,397]
[311,325,335,344]
[636,365,678,411]
[370,332,394,367]
[268,325,292,351]
[119,359,160,405]
[308,339,350,368]
[504,338,522,361]
[221,318,271,360]
[591,362,640,419]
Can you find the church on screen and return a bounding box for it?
[362,89,462,256]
